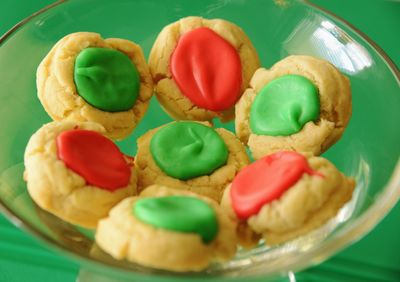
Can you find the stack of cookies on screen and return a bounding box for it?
[24,16,355,272]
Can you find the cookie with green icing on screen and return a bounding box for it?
[150,121,228,180]
[74,47,140,112]
[134,195,218,243]
[135,121,250,202]
[37,32,153,140]
[249,74,320,136]
[95,185,237,272]
[235,55,352,159]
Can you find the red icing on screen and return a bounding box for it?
[231,151,323,219]
[56,129,131,191]
[170,27,242,111]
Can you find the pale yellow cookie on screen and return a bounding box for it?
[236,55,352,158]
[221,155,355,246]
[37,32,153,140]
[24,121,137,228]
[135,122,250,202]
[220,185,260,249]
[95,185,237,272]
[149,16,260,122]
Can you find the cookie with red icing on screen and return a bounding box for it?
[148,16,260,122]
[236,55,352,159]
[24,121,137,228]
[134,121,249,202]
[221,151,355,246]
[96,185,237,272]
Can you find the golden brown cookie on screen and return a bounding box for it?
[148,16,260,122]
[95,185,237,272]
[220,151,355,246]
[135,121,249,202]
[24,121,137,228]
[37,32,153,140]
[235,55,352,159]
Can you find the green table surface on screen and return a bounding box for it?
[0,0,399,281]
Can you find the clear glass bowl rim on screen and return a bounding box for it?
[0,0,399,279]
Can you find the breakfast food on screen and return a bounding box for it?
[37,32,153,140]
[95,185,237,272]
[24,121,137,228]
[235,55,352,159]
[134,121,249,202]
[221,151,355,246]
[148,16,260,122]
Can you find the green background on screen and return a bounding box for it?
[0,0,399,281]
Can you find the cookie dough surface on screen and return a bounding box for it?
[24,121,137,228]
[236,55,351,158]
[37,32,153,140]
[221,156,355,245]
[220,187,260,249]
[148,16,260,122]
[135,122,249,202]
[95,185,237,272]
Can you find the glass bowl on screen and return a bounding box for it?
[0,0,399,281]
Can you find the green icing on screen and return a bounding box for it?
[74,47,140,112]
[133,196,218,243]
[249,74,320,136]
[150,121,228,180]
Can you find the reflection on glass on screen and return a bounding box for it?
[0,163,54,237]
[283,13,372,74]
